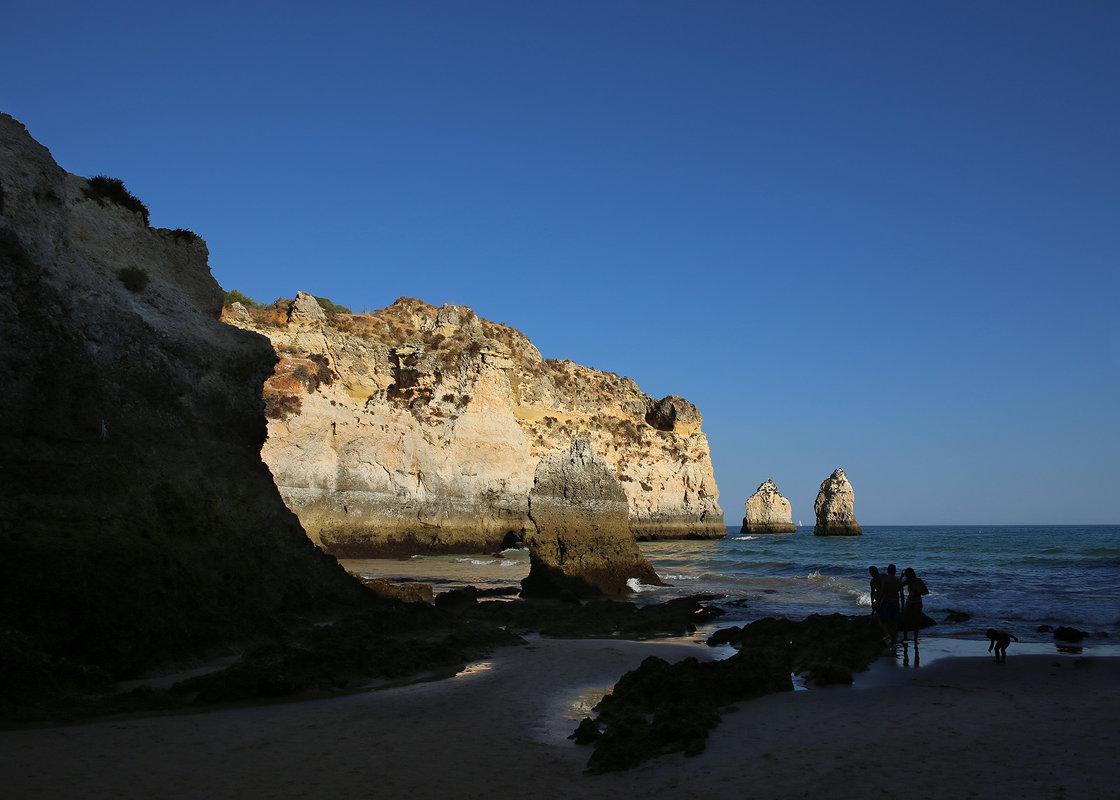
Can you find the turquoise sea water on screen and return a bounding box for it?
[345,524,1120,650]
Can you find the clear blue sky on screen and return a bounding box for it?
[5,2,1118,524]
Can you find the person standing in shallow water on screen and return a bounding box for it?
[868,566,882,617]
[901,567,928,642]
[877,564,904,645]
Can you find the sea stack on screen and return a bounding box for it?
[521,438,662,597]
[741,479,797,534]
[813,468,862,536]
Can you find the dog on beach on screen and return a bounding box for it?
[986,628,1019,662]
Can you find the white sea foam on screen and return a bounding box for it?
[626,578,645,593]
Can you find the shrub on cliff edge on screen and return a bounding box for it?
[170,227,202,243]
[223,289,262,308]
[82,174,150,225]
[314,295,352,314]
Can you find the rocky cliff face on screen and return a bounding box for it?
[0,114,366,680]
[741,479,797,534]
[223,296,724,556]
[521,438,662,596]
[813,468,862,536]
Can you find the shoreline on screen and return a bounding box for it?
[3,636,1117,799]
[342,523,1120,643]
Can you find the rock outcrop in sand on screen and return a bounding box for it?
[224,297,724,556]
[520,439,662,596]
[0,113,365,679]
[813,468,862,536]
[741,479,797,534]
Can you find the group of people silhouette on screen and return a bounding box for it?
[868,563,928,646]
[867,565,1022,664]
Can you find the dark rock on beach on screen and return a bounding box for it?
[706,614,885,686]
[432,586,521,608]
[521,438,662,597]
[1053,626,1088,643]
[706,626,743,647]
[357,577,436,604]
[579,648,792,774]
[576,614,884,773]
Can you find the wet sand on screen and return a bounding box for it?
[1,638,1116,799]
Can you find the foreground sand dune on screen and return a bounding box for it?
[2,639,1116,799]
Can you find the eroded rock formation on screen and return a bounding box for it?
[741,479,797,534]
[224,297,724,555]
[520,439,662,596]
[813,468,862,536]
[0,113,365,679]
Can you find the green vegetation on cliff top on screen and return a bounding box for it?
[223,288,262,307]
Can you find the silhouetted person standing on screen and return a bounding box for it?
[900,567,928,642]
[868,566,882,617]
[878,564,904,645]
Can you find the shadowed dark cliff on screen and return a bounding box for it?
[0,113,373,697]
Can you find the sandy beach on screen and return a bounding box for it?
[2,637,1116,800]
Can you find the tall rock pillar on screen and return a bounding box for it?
[813,468,862,536]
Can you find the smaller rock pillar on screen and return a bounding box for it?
[741,479,797,534]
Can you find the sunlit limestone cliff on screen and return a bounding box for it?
[224,294,725,556]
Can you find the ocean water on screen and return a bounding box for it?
[344,524,1120,649]
[639,525,1120,645]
